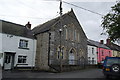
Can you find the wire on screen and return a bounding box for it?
[56,0,104,16]
[0,0,60,20]
[0,0,104,20]
[63,1,104,16]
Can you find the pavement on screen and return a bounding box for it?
[2,68,104,78]
[1,68,120,80]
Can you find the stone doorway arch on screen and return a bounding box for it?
[69,48,76,65]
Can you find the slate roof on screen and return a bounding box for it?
[87,39,111,49]
[32,10,70,35]
[32,17,60,35]
[106,43,120,51]
[32,9,87,38]
[0,20,35,39]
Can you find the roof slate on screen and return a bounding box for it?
[106,43,120,51]
[0,20,35,39]
[32,17,60,35]
[87,39,111,49]
[32,9,85,36]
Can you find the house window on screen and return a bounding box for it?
[18,55,27,63]
[88,57,90,60]
[92,58,94,64]
[102,50,104,56]
[19,39,28,49]
[92,48,94,55]
[109,51,111,56]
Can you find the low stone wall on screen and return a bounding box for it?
[49,65,86,72]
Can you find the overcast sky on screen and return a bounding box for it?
[0,0,117,43]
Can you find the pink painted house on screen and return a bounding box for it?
[88,40,112,64]
[97,47,112,63]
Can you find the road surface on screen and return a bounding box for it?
[2,68,104,78]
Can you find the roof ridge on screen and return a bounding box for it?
[35,10,73,28]
[32,10,74,35]
[0,19,25,27]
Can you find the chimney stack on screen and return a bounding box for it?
[25,22,31,30]
[100,40,104,44]
[106,39,111,45]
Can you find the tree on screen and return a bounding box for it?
[101,1,120,42]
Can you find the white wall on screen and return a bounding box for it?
[87,45,97,64]
[0,21,3,66]
[0,33,36,67]
[0,21,2,53]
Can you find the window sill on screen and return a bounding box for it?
[16,63,28,65]
[16,64,28,67]
[18,47,29,50]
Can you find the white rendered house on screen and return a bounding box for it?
[87,40,98,65]
[0,20,36,70]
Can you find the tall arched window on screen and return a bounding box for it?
[77,32,80,42]
[65,28,68,40]
[68,26,71,40]
[74,29,77,41]
[71,26,74,41]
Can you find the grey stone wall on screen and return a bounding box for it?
[49,13,88,66]
[35,33,50,70]
[35,11,87,71]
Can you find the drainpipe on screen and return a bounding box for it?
[31,38,35,70]
[47,32,58,72]
[48,32,51,67]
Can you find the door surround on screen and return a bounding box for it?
[4,52,15,70]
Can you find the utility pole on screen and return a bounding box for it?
[59,0,63,72]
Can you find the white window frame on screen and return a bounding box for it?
[18,55,27,64]
[19,39,28,49]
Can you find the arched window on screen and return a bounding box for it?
[61,46,66,60]
[71,26,74,41]
[69,48,76,65]
[79,49,84,57]
[65,28,68,40]
[57,46,66,59]
[57,46,60,59]
[68,26,72,40]
[74,29,77,41]
[77,32,80,42]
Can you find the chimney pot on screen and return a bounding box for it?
[106,39,111,45]
[100,40,104,44]
[25,21,31,30]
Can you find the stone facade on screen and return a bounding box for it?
[35,33,50,70]
[33,9,87,71]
